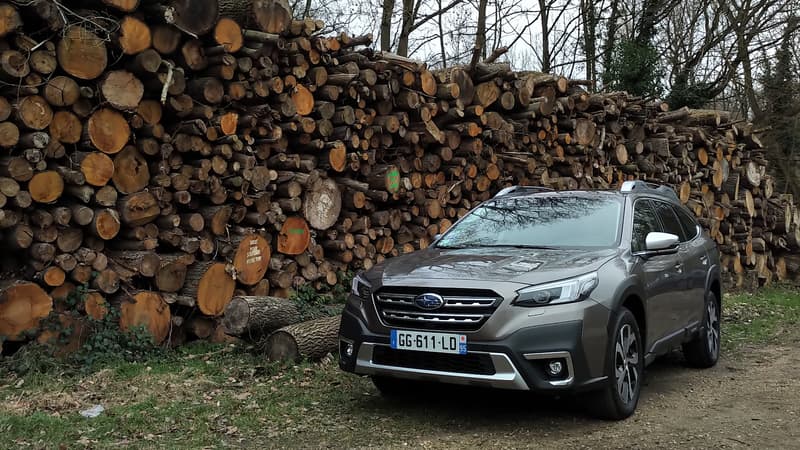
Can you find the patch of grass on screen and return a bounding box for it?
[722,286,800,349]
[1,287,799,448]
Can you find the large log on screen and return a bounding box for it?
[222,295,301,337]
[218,0,292,34]
[57,26,107,80]
[278,216,311,255]
[232,233,271,285]
[265,315,341,362]
[303,177,342,230]
[0,281,52,341]
[120,291,171,344]
[182,262,236,316]
[152,0,220,36]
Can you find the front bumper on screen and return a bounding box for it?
[338,306,608,392]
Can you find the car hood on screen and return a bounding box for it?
[376,246,618,286]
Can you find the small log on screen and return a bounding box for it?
[100,71,144,110]
[118,192,161,226]
[214,17,243,52]
[90,208,121,240]
[118,15,151,55]
[113,146,150,194]
[79,152,115,187]
[44,76,81,107]
[278,216,311,255]
[29,170,63,203]
[49,111,82,144]
[88,108,131,154]
[265,315,341,362]
[0,3,22,37]
[84,292,108,320]
[155,254,192,293]
[222,295,302,337]
[17,95,53,130]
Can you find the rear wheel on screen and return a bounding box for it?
[683,291,720,368]
[586,307,643,420]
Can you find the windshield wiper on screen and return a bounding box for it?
[474,244,559,250]
[435,243,468,249]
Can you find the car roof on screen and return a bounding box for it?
[493,182,679,203]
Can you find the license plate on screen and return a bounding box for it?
[390,330,467,354]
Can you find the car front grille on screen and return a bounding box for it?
[372,346,496,375]
[373,287,502,331]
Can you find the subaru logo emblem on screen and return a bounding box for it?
[414,293,444,310]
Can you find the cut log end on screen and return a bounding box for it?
[0,282,53,341]
[120,291,171,343]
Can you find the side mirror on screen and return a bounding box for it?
[433,234,442,241]
[644,232,679,254]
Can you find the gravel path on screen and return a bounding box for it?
[336,338,800,449]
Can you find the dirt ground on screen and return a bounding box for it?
[2,326,798,449]
[319,336,800,450]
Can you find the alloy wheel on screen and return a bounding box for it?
[706,299,720,359]
[614,323,639,405]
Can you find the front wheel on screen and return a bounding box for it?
[585,307,644,420]
[682,291,720,368]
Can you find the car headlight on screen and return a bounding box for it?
[514,272,598,307]
[351,273,371,299]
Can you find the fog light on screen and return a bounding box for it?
[547,360,563,376]
[345,343,354,357]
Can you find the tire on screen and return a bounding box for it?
[586,307,644,420]
[682,291,721,368]
[371,375,430,397]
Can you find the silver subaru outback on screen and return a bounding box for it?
[338,181,721,420]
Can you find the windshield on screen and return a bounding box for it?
[436,194,623,249]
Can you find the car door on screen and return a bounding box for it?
[673,205,707,327]
[631,199,686,347]
[651,200,694,331]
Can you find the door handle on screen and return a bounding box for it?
[699,256,708,266]
[674,262,683,273]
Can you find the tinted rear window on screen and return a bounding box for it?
[674,206,699,240]
[653,200,686,241]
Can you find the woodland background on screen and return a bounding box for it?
[299,0,800,196]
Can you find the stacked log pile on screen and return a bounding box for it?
[0,0,795,356]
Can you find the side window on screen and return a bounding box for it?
[653,201,687,241]
[632,200,661,252]
[674,207,699,240]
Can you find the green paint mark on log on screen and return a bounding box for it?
[387,167,400,193]
[288,228,305,235]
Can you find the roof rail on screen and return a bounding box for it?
[619,180,678,200]
[493,185,554,198]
